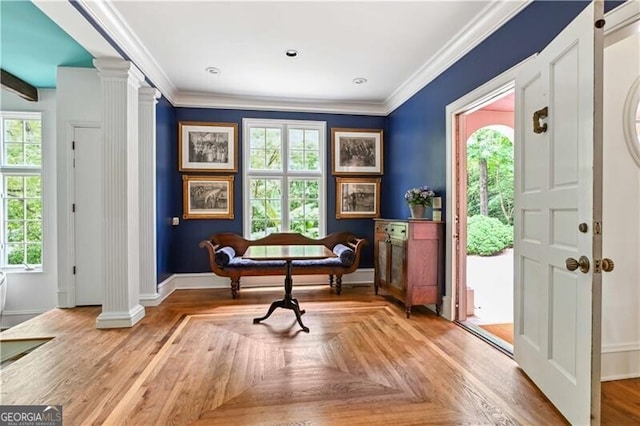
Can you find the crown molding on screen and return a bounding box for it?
[174,92,388,116]
[72,0,531,116]
[74,0,178,104]
[383,0,531,115]
[603,0,640,36]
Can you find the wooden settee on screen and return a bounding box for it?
[199,231,367,299]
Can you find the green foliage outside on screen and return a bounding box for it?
[467,215,513,256]
[248,126,321,239]
[3,118,43,265]
[467,127,514,256]
[467,128,513,225]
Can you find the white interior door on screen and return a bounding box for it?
[514,2,604,424]
[74,126,103,306]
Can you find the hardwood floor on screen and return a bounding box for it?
[0,285,637,425]
[479,323,514,345]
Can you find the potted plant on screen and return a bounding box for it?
[404,186,435,219]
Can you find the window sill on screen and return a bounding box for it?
[1,267,43,275]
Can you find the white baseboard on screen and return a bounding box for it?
[171,268,374,290]
[140,275,177,307]
[441,296,453,321]
[95,304,146,329]
[601,342,640,381]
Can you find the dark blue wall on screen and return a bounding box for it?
[156,0,624,281]
[172,108,385,273]
[156,96,177,282]
[385,1,595,220]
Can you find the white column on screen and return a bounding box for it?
[138,86,161,304]
[94,58,145,328]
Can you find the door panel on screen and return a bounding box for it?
[514,2,603,424]
[74,126,102,306]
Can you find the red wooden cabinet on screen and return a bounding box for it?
[374,219,444,318]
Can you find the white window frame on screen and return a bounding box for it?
[0,111,43,270]
[242,118,326,238]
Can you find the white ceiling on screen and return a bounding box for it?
[36,1,530,115]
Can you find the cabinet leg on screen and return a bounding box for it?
[374,283,379,295]
[406,306,411,319]
[436,303,441,316]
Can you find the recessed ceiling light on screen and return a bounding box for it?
[353,77,368,85]
[285,49,299,58]
[205,67,221,75]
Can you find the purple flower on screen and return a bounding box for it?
[405,185,435,206]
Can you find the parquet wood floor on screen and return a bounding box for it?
[0,285,636,425]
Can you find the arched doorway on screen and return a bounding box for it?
[455,90,515,354]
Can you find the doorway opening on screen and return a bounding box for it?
[455,89,515,354]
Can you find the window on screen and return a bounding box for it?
[243,119,326,239]
[0,112,43,267]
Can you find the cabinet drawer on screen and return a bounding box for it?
[387,223,407,240]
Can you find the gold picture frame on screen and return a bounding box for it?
[178,121,238,172]
[183,175,234,219]
[331,128,383,175]
[336,177,380,219]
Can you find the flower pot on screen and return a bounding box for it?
[409,204,426,219]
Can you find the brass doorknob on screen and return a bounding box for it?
[566,256,590,273]
[602,258,614,272]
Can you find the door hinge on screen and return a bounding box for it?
[72,203,76,213]
[72,141,75,150]
[73,266,76,275]
[593,221,602,235]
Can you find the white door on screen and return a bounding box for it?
[74,126,103,306]
[514,2,604,425]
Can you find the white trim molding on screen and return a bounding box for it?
[75,1,178,103]
[444,55,534,323]
[385,0,530,114]
[601,342,640,381]
[172,268,374,291]
[95,305,145,329]
[67,0,530,115]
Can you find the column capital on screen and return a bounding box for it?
[139,86,161,104]
[93,57,145,87]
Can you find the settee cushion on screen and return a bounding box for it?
[215,246,236,267]
[292,258,345,267]
[333,244,355,266]
[226,257,286,269]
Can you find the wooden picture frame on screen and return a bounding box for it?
[183,175,234,219]
[179,121,238,172]
[331,128,383,175]
[336,177,380,219]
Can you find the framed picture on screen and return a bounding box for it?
[179,121,238,172]
[183,175,234,219]
[331,128,383,175]
[336,177,380,219]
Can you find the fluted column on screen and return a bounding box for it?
[94,58,146,328]
[138,86,161,304]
